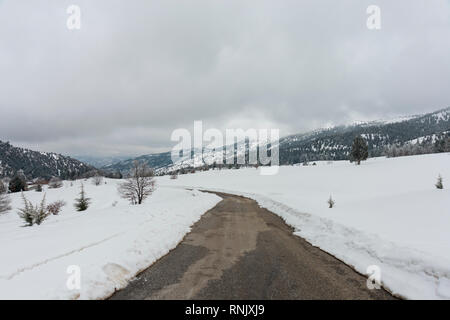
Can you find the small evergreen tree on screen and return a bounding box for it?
[9,175,27,193]
[327,195,335,208]
[36,184,43,192]
[17,193,34,226]
[351,135,369,165]
[34,195,49,225]
[436,174,444,189]
[17,193,50,226]
[74,184,90,211]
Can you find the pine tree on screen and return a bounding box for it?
[435,174,444,189]
[351,135,369,165]
[74,184,91,211]
[327,195,335,208]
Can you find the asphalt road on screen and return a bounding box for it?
[110,192,394,300]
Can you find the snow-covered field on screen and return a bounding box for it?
[158,153,450,299]
[0,180,221,299]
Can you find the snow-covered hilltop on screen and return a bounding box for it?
[0,141,95,180]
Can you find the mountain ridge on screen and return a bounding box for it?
[102,107,450,175]
[0,141,95,180]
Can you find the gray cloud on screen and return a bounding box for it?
[1,0,449,156]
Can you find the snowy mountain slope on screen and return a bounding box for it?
[103,107,450,175]
[279,107,450,163]
[0,141,95,180]
[101,152,173,174]
[73,155,132,168]
[158,152,450,299]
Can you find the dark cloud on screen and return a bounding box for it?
[1,0,449,156]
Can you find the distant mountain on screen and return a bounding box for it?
[103,107,450,175]
[279,107,450,164]
[102,152,172,175]
[73,155,133,168]
[0,141,95,180]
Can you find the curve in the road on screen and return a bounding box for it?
[110,192,394,300]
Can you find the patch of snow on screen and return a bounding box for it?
[0,179,221,299]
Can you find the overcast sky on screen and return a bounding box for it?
[1,0,449,157]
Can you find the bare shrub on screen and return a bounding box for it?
[0,182,11,214]
[92,174,103,186]
[118,161,156,205]
[170,173,178,180]
[48,177,63,189]
[47,200,67,215]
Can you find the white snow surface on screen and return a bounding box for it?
[158,153,450,299]
[0,180,221,299]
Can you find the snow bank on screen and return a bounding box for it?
[0,180,221,299]
[158,153,450,299]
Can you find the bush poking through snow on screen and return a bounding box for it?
[0,182,11,214]
[47,200,66,215]
[17,193,50,226]
[48,177,63,189]
[9,175,27,193]
[327,195,335,208]
[34,195,50,225]
[118,161,156,205]
[92,174,103,186]
[74,184,91,211]
[35,184,43,192]
[436,174,444,189]
[170,173,178,180]
[0,181,7,194]
[0,193,11,214]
